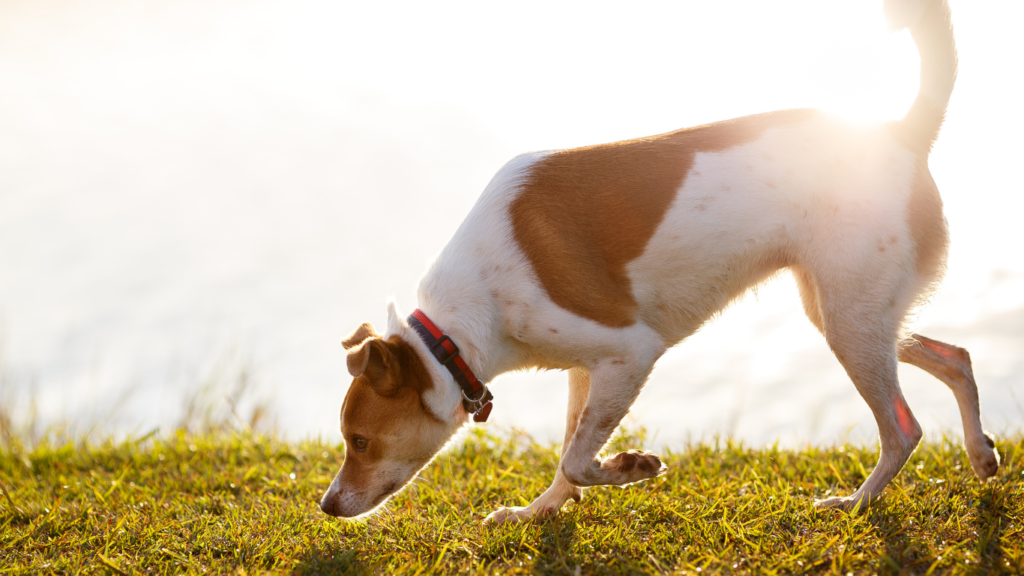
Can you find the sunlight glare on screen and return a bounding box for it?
[1,0,1021,444]
[785,3,922,124]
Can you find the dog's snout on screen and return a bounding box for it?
[319,493,339,517]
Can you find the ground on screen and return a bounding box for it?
[1,428,1021,575]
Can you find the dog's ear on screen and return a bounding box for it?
[346,338,401,396]
[342,322,378,350]
[385,300,404,335]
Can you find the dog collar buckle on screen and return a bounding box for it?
[430,335,460,366]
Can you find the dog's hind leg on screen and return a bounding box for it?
[898,334,999,479]
[810,273,924,511]
[485,368,591,524]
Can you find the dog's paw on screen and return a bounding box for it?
[966,433,1000,480]
[602,450,667,485]
[814,495,869,513]
[484,505,557,525]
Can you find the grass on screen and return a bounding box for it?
[0,428,1021,575]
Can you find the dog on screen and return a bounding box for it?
[319,0,999,522]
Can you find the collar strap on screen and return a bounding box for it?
[408,309,493,422]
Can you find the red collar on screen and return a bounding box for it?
[408,309,493,422]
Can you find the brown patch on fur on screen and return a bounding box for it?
[334,450,375,494]
[336,334,443,491]
[510,109,816,327]
[579,407,591,425]
[907,161,948,285]
[598,413,619,430]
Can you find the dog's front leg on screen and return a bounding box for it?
[557,359,666,488]
[486,358,665,524]
[485,368,590,524]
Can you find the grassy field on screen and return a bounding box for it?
[0,428,1021,575]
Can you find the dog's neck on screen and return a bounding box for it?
[414,296,505,385]
[408,303,501,425]
[413,256,530,423]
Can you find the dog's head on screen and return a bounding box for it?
[319,306,462,518]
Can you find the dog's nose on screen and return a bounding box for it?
[319,494,339,517]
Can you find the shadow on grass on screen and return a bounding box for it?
[471,514,583,574]
[970,483,1012,573]
[864,481,1016,575]
[293,545,370,576]
[288,517,581,575]
[530,517,584,574]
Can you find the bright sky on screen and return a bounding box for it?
[1,0,1021,443]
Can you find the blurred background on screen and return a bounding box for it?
[1,0,1021,447]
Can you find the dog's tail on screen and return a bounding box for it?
[885,0,957,152]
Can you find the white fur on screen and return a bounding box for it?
[886,0,957,128]
[884,0,928,31]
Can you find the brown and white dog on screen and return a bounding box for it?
[320,0,999,522]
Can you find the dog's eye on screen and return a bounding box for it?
[352,436,368,452]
